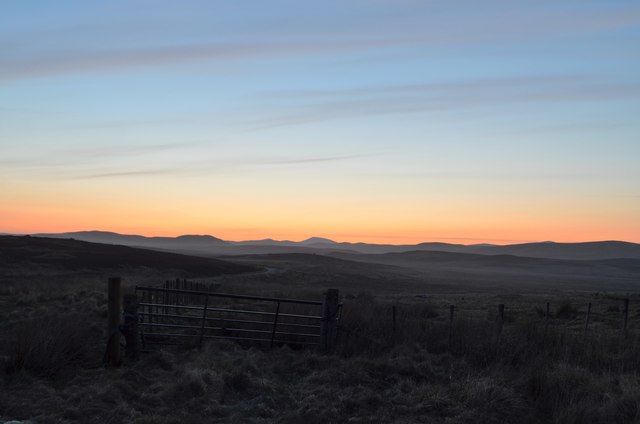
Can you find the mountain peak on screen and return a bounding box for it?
[173,234,226,244]
[175,234,221,240]
[300,237,337,245]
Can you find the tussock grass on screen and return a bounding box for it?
[4,313,95,378]
[331,296,640,423]
[338,296,640,368]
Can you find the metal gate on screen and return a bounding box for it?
[134,284,341,351]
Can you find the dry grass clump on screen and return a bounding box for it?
[526,363,640,423]
[3,313,96,378]
[447,377,528,424]
[337,294,442,356]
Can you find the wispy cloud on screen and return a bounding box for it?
[69,169,176,179]
[498,121,632,136]
[65,142,202,160]
[246,76,640,129]
[250,153,380,165]
[69,118,195,130]
[46,152,377,179]
[355,168,611,182]
[1,142,200,169]
[2,5,638,82]
[0,38,406,82]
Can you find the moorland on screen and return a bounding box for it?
[1,234,639,423]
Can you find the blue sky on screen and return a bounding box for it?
[1,1,639,242]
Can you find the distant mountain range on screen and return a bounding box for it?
[24,231,640,260]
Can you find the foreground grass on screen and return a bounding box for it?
[1,277,639,423]
[2,336,638,423]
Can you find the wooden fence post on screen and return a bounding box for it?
[448,305,455,351]
[122,293,140,360]
[145,290,152,334]
[320,289,339,352]
[107,277,122,366]
[199,294,209,349]
[174,279,178,312]
[163,284,168,316]
[270,301,281,349]
[152,289,157,324]
[166,280,170,313]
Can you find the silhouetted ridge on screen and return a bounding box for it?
[300,237,337,245]
[0,235,255,275]
[479,241,640,260]
[29,231,640,260]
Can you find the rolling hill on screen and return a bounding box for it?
[26,231,640,260]
[2,234,639,293]
[0,235,257,276]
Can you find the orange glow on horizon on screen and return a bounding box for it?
[2,178,638,245]
[3,217,638,246]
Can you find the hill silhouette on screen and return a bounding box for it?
[476,241,640,260]
[0,235,256,276]
[28,231,640,260]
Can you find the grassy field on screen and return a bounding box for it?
[1,237,639,423]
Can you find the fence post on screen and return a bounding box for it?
[622,298,629,336]
[448,305,455,351]
[163,280,168,312]
[122,293,140,360]
[270,301,281,349]
[163,285,168,316]
[320,289,339,352]
[166,280,171,313]
[145,290,152,334]
[107,277,122,366]
[152,289,157,323]
[199,294,209,349]
[584,302,592,337]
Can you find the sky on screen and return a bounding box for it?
[1,0,639,244]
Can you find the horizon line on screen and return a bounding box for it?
[2,229,638,246]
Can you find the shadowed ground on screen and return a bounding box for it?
[1,237,639,423]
